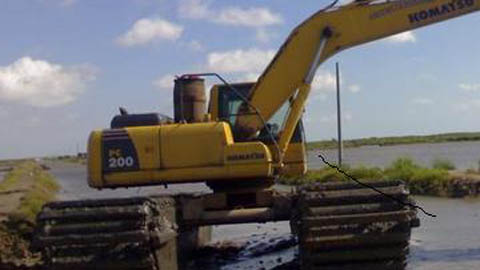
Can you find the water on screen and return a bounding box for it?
[210,197,480,270]
[308,141,480,170]
[46,161,210,201]
[42,140,480,269]
[409,196,480,270]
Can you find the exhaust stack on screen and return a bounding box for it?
[173,76,206,123]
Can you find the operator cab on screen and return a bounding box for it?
[212,83,305,143]
[209,82,307,176]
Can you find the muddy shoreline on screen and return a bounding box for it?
[446,172,480,197]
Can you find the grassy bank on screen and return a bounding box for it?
[0,158,33,168]
[45,155,87,165]
[307,132,480,150]
[0,161,59,220]
[279,157,480,197]
[19,163,59,221]
[0,161,59,266]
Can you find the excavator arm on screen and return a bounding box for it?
[236,0,480,161]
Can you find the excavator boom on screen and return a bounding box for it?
[237,0,480,159]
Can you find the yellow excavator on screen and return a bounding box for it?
[33,0,480,269]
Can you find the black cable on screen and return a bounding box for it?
[317,153,437,218]
[321,0,340,11]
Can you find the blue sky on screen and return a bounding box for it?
[0,0,479,159]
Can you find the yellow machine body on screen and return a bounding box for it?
[208,84,307,178]
[88,0,480,190]
[280,142,306,177]
[88,122,274,188]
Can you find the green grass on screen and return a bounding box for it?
[0,161,58,263]
[19,164,59,221]
[383,158,450,196]
[307,132,480,150]
[0,161,59,221]
[279,165,384,185]
[0,163,28,191]
[279,157,455,197]
[432,158,456,170]
[0,159,32,168]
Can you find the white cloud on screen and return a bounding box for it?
[0,57,95,108]
[255,28,276,43]
[240,73,261,82]
[312,70,336,93]
[385,31,416,43]
[207,48,276,73]
[348,84,361,93]
[205,49,360,99]
[178,0,211,19]
[152,74,176,114]
[117,18,183,47]
[153,74,176,90]
[178,0,282,28]
[459,83,480,92]
[215,7,282,27]
[412,97,434,105]
[309,71,360,100]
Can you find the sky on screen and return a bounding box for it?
[1,0,480,159]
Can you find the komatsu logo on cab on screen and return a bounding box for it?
[408,0,475,23]
[227,153,265,162]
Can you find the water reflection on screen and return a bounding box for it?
[309,141,480,170]
[411,246,480,263]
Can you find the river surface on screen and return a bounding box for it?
[47,161,210,201]
[409,196,480,270]
[43,159,480,270]
[308,141,480,170]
